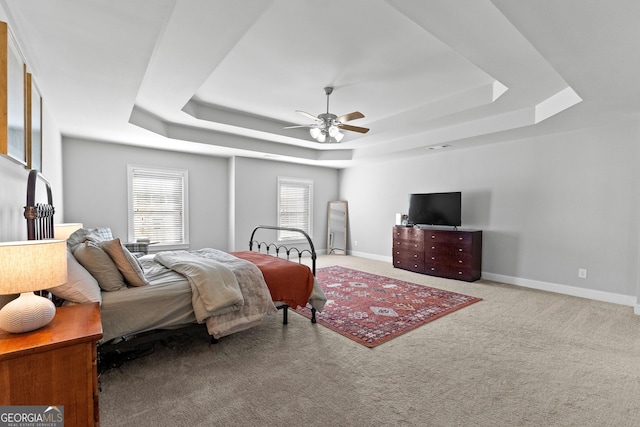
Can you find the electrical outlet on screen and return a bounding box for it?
[578,268,587,279]
[354,240,358,247]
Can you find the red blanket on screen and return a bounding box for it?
[230,251,314,309]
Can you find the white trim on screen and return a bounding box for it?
[481,272,636,307]
[353,252,637,310]
[349,251,393,262]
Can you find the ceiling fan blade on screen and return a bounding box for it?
[338,123,369,134]
[335,111,364,123]
[296,110,320,121]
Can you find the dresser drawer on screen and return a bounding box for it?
[425,231,474,245]
[425,251,474,268]
[393,239,425,252]
[393,226,424,242]
[426,243,474,257]
[424,264,477,281]
[393,249,424,263]
[393,256,425,273]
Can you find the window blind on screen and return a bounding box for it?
[278,177,313,241]
[130,167,187,245]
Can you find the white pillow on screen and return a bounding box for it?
[48,249,102,304]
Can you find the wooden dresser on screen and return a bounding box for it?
[393,226,482,282]
[0,302,103,426]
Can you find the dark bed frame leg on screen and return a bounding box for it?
[311,307,317,323]
[211,336,219,344]
[282,305,289,325]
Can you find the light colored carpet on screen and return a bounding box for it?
[99,255,640,426]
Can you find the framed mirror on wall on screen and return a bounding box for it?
[0,22,26,165]
[26,73,42,171]
[327,200,348,255]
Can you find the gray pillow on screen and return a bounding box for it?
[48,249,102,304]
[73,241,126,291]
[67,227,89,251]
[67,227,114,251]
[100,238,150,287]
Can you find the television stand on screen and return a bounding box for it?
[392,226,482,282]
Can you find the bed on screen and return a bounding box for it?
[24,170,326,345]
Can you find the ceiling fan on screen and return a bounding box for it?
[286,86,369,143]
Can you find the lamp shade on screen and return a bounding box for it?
[0,240,67,295]
[54,223,83,240]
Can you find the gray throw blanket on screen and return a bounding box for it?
[156,248,277,338]
[155,250,244,322]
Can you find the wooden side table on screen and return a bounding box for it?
[0,302,103,426]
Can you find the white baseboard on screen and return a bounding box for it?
[347,250,392,262]
[348,252,638,311]
[473,272,636,308]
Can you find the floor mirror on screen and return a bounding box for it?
[327,200,348,255]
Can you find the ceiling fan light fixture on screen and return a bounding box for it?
[290,86,368,144]
[310,127,321,139]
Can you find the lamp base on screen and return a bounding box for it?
[0,292,56,333]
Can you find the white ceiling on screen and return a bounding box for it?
[2,0,639,168]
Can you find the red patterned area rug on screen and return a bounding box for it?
[295,266,482,348]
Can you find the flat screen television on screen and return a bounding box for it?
[408,192,461,227]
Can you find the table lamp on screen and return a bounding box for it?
[0,240,67,333]
[54,223,83,240]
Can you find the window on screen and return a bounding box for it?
[277,177,313,241]
[127,165,189,249]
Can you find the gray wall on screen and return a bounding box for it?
[341,122,640,300]
[232,156,339,251]
[62,139,340,253]
[62,138,230,251]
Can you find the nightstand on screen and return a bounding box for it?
[0,302,103,426]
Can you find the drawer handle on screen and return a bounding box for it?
[458,271,463,275]
[432,246,435,249]
[431,257,435,260]
[431,267,435,271]
[431,235,436,239]
[414,264,418,268]
[459,248,463,252]
[459,237,463,240]
[414,244,418,248]
[459,260,463,263]
[414,254,418,258]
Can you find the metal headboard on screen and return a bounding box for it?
[248,225,316,275]
[24,169,55,240]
